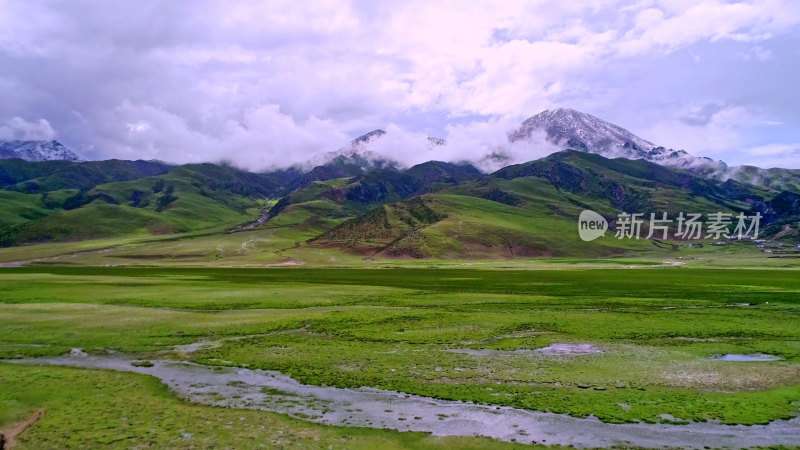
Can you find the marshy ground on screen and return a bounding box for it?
[2,266,800,448]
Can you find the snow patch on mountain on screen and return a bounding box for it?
[0,140,82,162]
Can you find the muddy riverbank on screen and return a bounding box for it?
[10,351,800,448]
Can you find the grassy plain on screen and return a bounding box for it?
[1,266,800,448]
[2,215,798,270]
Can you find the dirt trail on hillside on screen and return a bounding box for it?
[0,410,44,449]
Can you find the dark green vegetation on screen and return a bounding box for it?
[3,266,800,436]
[2,149,798,261]
[0,160,302,246]
[0,158,172,192]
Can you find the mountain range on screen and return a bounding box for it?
[3,109,799,193]
[1,108,798,260]
[318,108,800,193]
[507,109,800,194]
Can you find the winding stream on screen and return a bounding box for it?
[11,351,800,448]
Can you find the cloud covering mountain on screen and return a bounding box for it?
[1,1,799,170]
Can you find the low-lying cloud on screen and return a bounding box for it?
[322,118,563,173]
[0,117,56,141]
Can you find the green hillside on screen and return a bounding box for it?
[0,163,281,246]
[311,151,800,259]
[250,160,482,229]
[0,190,53,228]
[1,150,798,262]
[312,189,651,259]
[0,159,172,192]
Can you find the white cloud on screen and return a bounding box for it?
[0,116,56,140]
[618,0,800,57]
[323,116,563,172]
[437,116,561,171]
[737,143,800,168]
[638,105,759,156]
[102,102,348,170]
[0,0,798,169]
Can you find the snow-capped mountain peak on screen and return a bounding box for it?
[0,140,82,162]
[350,129,387,146]
[508,108,726,171]
[509,108,656,157]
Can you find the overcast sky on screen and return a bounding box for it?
[0,0,799,170]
